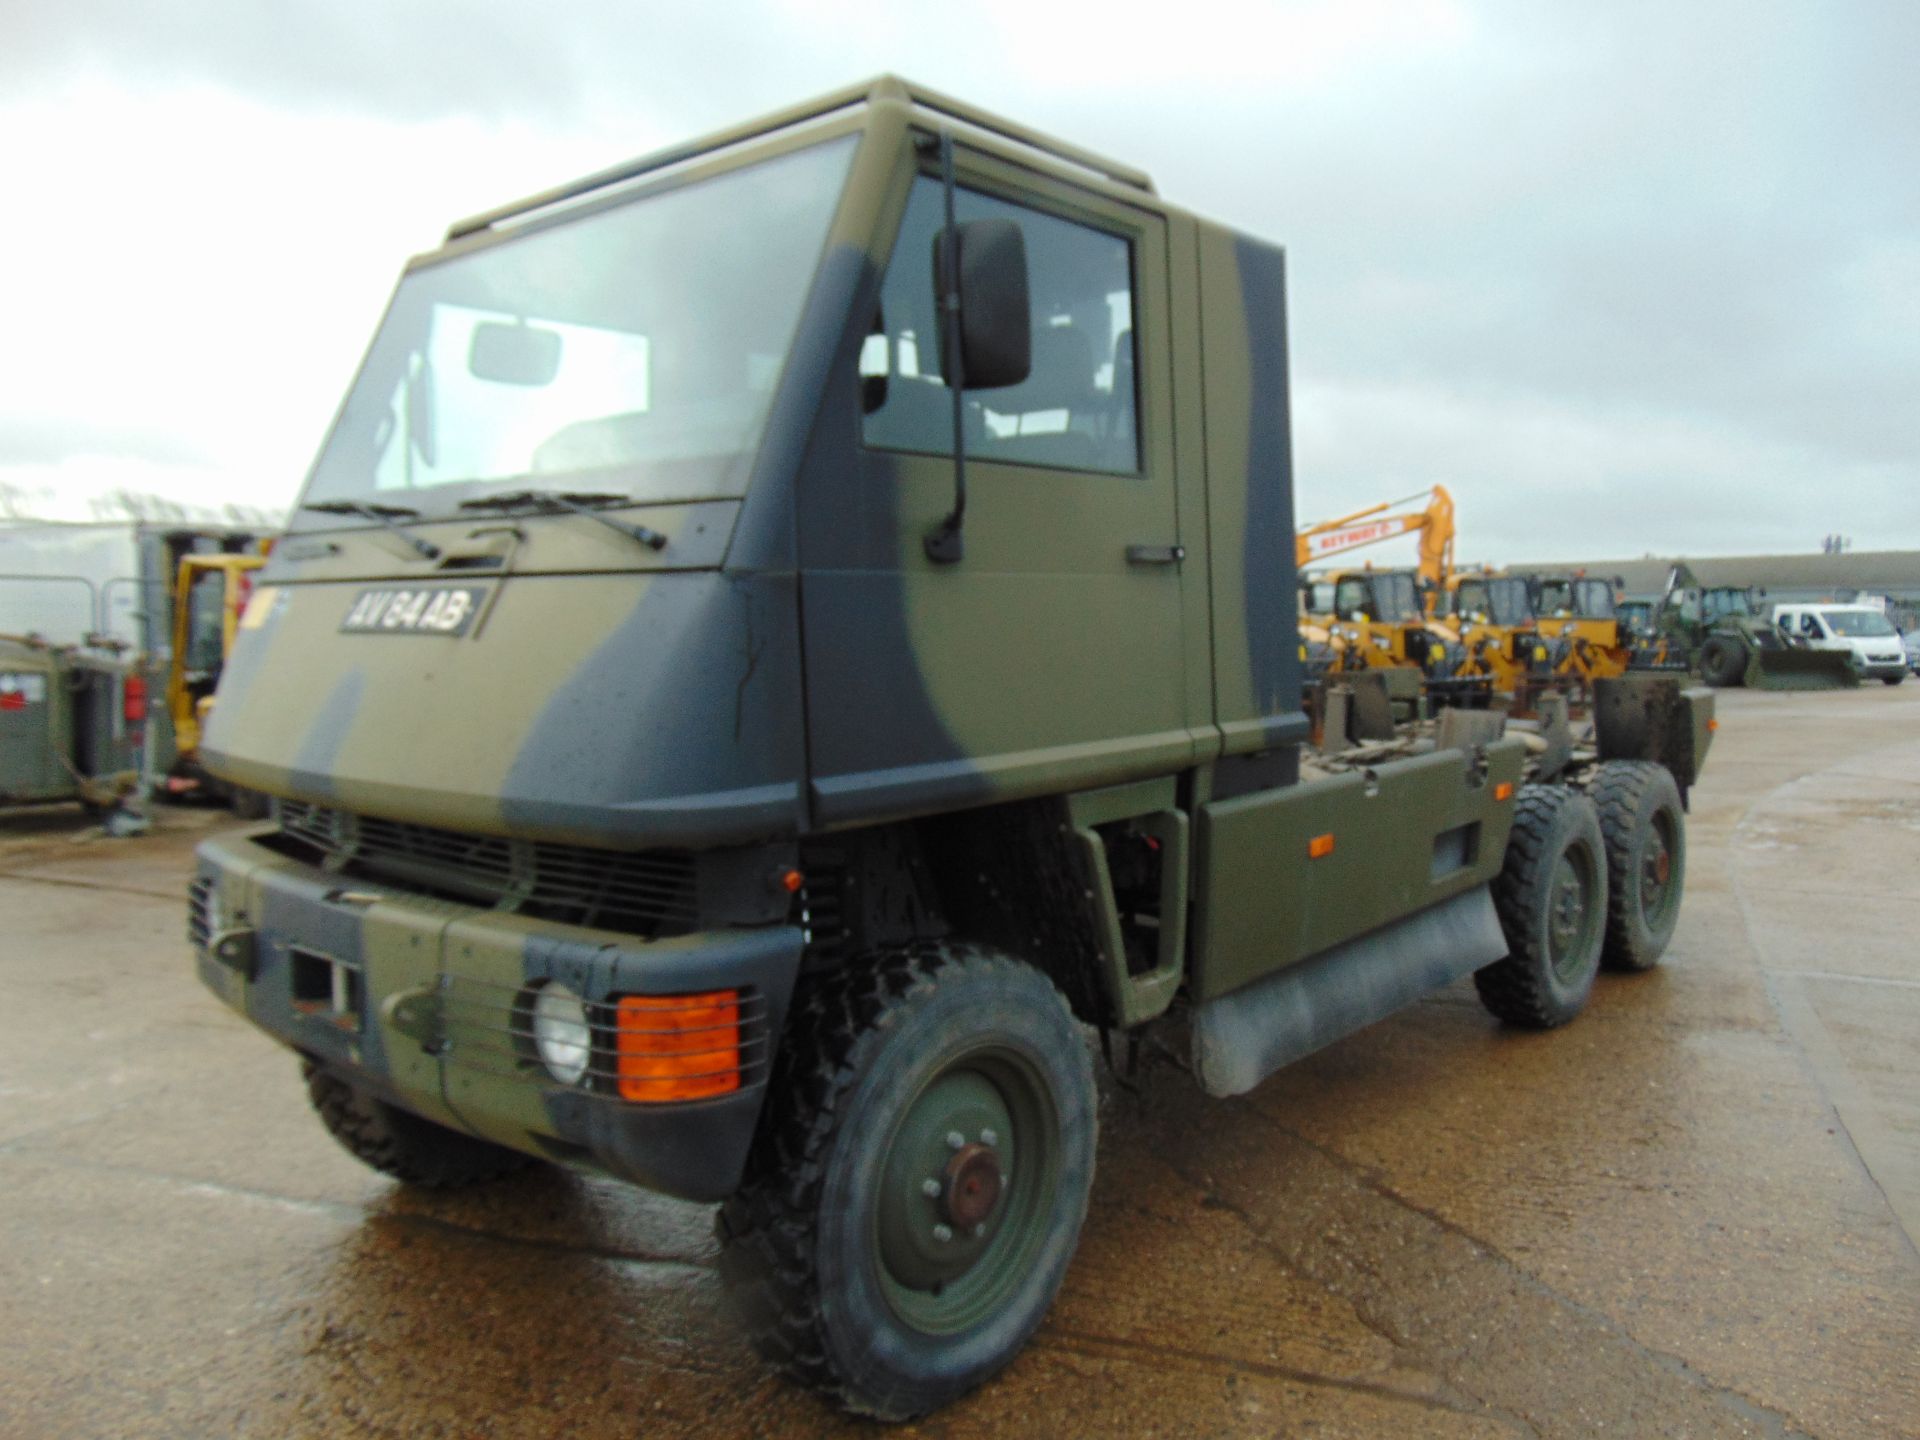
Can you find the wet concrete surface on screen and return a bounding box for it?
[3,688,1918,1438]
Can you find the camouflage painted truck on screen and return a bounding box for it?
[189,78,1714,1421]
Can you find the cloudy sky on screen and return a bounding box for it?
[2,0,1914,562]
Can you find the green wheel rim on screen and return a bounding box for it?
[1548,838,1601,982]
[1640,808,1680,931]
[874,1045,1060,1336]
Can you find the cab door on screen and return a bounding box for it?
[800,147,1194,826]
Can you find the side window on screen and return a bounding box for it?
[862,177,1140,476]
[1334,578,1371,619]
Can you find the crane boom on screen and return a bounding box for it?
[1297,484,1454,585]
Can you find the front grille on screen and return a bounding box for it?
[274,800,698,938]
[187,876,215,952]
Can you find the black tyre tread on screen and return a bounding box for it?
[1476,786,1602,1028]
[1591,760,1683,972]
[1698,636,1744,688]
[716,941,1087,1420]
[303,1062,533,1189]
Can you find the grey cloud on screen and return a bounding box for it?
[9,0,1916,557]
[0,417,213,468]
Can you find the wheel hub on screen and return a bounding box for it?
[1547,848,1595,978]
[875,1069,1015,1296]
[940,1143,1003,1230]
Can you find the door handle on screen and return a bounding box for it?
[1126,544,1186,566]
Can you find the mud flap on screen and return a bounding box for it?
[1593,675,1715,794]
[1190,886,1506,1098]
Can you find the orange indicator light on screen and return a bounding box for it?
[1308,833,1335,859]
[615,991,742,1102]
[779,867,804,894]
[1494,781,1514,801]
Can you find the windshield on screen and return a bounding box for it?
[1535,580,1572,614]
[1702,588,1755,621]
[1573,580,1614,617]
[1824,610,1896,637]
[301,136,857,515]
[1455,578,1533,626]
[1371,573,1419,620]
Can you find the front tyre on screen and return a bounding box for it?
[1698,636,1745,688]
[303,1062,534,1188]
[1476,786,1608,1028]
[717,943,1097,1421]
[1591,760,1686,972]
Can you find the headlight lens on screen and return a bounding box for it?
[531,983,591,1086]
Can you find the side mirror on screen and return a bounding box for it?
[469,321,562,386]
[933,219,1030,390]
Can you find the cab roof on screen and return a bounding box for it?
[447,75,1156,244]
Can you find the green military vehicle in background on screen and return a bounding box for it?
[1650,563,1857,690]
[188,78,1714,1421]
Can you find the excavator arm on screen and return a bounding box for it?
[1297,485,1454,587]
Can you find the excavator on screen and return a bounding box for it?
[1524,572,1658,685]
[1296,486,1459,678]
[1437,569,1556,699]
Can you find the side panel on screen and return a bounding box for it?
[1196,223,1306,757]
[1191,738,1526,1001]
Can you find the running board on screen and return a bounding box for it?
[1191,886,1507,1097]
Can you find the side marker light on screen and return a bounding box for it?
[1308,833,1335,859]
[1494,781,1514,801]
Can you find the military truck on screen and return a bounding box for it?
[187,78,1713,1421]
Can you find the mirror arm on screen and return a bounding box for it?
[925,129,967,565]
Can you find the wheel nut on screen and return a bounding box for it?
[974,1223,987,1238]
[980,1128,998,1147]
[932,1224,953,1242]
[946,1130,966,1150]
[921,1178,942,1198]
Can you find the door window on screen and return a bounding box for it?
[862,177,1140,476]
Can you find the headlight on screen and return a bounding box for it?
[531,983,592,1085]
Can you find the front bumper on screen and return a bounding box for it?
[189,832,803,1202]
[1860,659,1908,680]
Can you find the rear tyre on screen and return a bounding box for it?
[1698,636,1745,688]
[303,1062,534,1189]
[717,943,1097,1421]
[1591,761,1686,972]
[1476,786,1608,1028]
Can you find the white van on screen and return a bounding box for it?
[1771,603,1908,685]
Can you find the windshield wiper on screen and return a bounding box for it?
[458,489,668,552]
[302,500,442,560]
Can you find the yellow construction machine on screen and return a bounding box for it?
[165,551,268,811]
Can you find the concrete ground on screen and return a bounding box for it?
[2,686,1917,1439]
